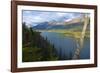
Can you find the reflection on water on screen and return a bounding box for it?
[40,32,90,60]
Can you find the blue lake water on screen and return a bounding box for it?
[40,32,90,60]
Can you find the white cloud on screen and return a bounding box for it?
[22,10,86,27]
[65,18,72,22]
[24,11,32,14]
[56,13,67,17]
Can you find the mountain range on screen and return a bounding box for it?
[32,16,89,30]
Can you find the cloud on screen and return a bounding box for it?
[22,10,86,26]
[56,13,67,17]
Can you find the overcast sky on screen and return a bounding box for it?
[22,10,88,27]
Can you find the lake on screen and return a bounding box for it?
[40,32,90,60]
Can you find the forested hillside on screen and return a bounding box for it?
[22,22,58,62]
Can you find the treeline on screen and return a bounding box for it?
[22,22,58,62]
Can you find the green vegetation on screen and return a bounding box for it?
[22,22,58,62]
[22,21,90,62]
[40,29,90,39]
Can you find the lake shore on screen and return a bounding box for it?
[36,29,90,39]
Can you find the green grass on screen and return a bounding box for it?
[22,47,59,62]
[44,29,90,39]
[22,47,43,62]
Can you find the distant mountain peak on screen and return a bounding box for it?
[32,16,89,30]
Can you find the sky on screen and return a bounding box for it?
[22,10,87,27]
